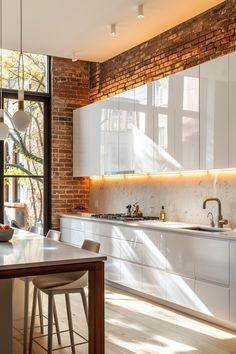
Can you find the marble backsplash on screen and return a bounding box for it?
[89,172,236,228]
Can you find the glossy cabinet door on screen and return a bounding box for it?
[193,237,229,285]
[142,229,166,270]
[134,83,154,173]
[153,76,179,171]
[173,66,200,170]
[142,266,166,300]
[195,280,229,320]
[166,273,196,310]
[166,232,195,278]
[229,52,236,167]
[200,55,229,169]
[73,101,102,176]
[230,242,236,322]
[118,89,135,173]
[100,95,119,175]
[120,260,143,291]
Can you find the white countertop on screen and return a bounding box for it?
[0,229,106,271]
[61,213,236,240]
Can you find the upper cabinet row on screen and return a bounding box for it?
[73,52,236,176]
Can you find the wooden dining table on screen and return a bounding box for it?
[0,229,106,354]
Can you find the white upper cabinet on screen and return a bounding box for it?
[100,95,119,175]
[173,66,200,170]
[153,76,179,171]
[73,101,102,177]
[134,83,154,173]
[200,55,229,169]
[229,52,236,168]
[118,89,135,173]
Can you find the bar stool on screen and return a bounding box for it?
[21,229,61,354]
[29,239,100,354]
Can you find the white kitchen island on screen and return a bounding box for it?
[0,229,106,354]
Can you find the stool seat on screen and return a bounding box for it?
[33,272,87,291]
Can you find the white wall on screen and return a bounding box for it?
[89,172,236,228]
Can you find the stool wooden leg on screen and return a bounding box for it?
[37,291,44,334]
[65,293,75,354]
[53,299,61,345]
[81,288,88,323]
[29,286,38,354]
[48,292,54,354]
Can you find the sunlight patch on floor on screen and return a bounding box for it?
[106,289,236,340]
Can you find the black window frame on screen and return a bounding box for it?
[0,56,51,234]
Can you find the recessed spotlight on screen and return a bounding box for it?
[137,4,144,19]
[110,23,117,37]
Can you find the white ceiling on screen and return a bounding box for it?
[3,0,224,63]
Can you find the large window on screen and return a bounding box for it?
[0,51,50,234]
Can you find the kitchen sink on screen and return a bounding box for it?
[181,226,232,233]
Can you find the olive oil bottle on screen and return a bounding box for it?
[160,205,166,222]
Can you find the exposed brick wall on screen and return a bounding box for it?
[90,0,236,101]
[51,57,90,228]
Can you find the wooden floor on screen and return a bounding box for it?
[13,286,236,354]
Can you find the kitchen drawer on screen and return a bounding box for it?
[86,234,121,258]
[105,256,121,283]
[60,217,86,231]
[166,233,195,278]
[142,266,166,300]
[195,280,229,321]
[85,221,120,239]
[120,239,142,263]
[117,226,143,243]
[120,261,142,291]
[60,227,84,246]
[193,237,229,285]
[142,229,166,270]
[166,273,196,311]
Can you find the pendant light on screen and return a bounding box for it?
[12,0,31,133]
[0,0,9,140]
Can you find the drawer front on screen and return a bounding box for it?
[166,233,195,278]
[142,229,166,270]
[195,280,229,321]
[117,226,143,243]
[60,217,86,231]
[85,234,121,258]
[142,266,166,300]
[85,222,120,239]
[60,227,84,246]
[193,237,229,285]
[120,261,142,291]
[120,240,143,263]
[105,256,121,283]
[166,273,196,311]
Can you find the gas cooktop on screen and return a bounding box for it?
[91,213,159,221]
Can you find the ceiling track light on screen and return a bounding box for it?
[137,4,144,19]
[110,23,117,37]
[0,0,9,140]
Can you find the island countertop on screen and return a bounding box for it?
[0,228,106,273]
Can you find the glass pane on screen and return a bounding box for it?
[3,49,48,93]
[4,98,44,176]
[4,177,44,233]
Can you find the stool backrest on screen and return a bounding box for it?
[82,239,100,253]
[46,229,61,241]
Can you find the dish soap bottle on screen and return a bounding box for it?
[160,205,166,222]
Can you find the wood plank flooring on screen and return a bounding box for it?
[13,286,236,354]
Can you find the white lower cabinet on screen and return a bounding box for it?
[193,237,229,285]
[142,266,166,300]
[166,233,195,278]
[166,273,196,311]
[142,229,166,270]
[120,261,142,291]
[120,239,143,263]
[106,257,121,284]
[60,227,85,246]
[195,280,229,321]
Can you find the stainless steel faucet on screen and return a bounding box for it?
[203,198,228,228]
